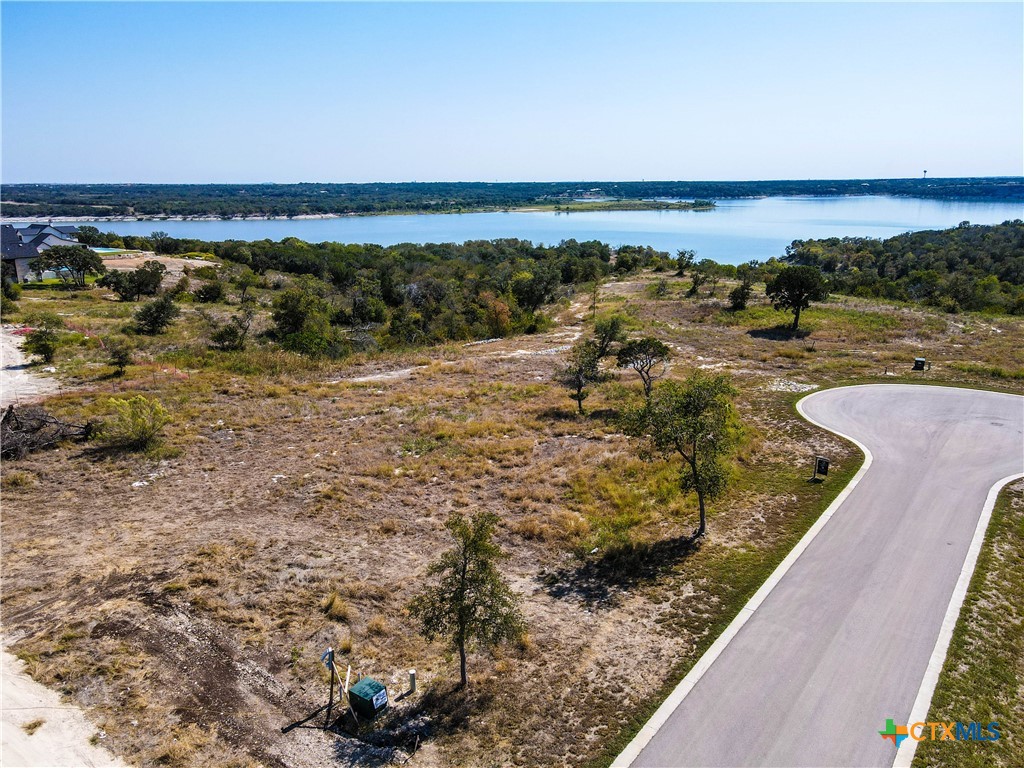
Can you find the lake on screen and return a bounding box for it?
[61,195,1023,265]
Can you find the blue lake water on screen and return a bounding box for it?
[58,195,1023,265]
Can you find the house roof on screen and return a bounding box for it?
[1,224,78,260]
[26,232,77,248]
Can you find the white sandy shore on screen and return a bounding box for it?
[1,213,354,223]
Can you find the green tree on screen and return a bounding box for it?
[106,339,134,376]
[23,328,60,363]
[30,245,105,288]
[98,261,166,301]
[271,287,345,357]
[687,261,712,297]
[629,372,737,538]
[675,249,696,277]
[134,294,180,335]
[210,306,255,351]
[233,267,262,303]
[554,340,603,414]
[616,337,671,401]
[509,264,559,313]
[150,231,174,254]
[194,280,226,303]
[133,261,167,296]
[407,511,525,687]
[592,312,629,358]
[765,265,829,332]
[728,262,758,311]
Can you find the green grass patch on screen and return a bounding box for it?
[948,362,1024,381]
[911,480,1024,768]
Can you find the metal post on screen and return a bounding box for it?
[324,648,335,730]
[409,669,417,694]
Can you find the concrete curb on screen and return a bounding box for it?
[893,470,1024,768]
[611,386,874,767]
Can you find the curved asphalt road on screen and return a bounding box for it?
[625,384,1023,768]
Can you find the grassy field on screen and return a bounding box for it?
[1,268,1022,767]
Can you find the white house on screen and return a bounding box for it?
[1,224,81,282]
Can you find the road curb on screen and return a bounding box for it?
[893,469,1024,768]
[611,386,874,767]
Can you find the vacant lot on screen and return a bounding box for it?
[2,273,1022,767]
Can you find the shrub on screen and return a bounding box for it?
[191,265,220,281]
[194,280,226,303]
[99,395,171,450]
[23,328,60,363]
[106,339,134,375]
[134,294,180,335]
[1,295,17,318]
[98,261,166,301]
[168,275,191,298]
[23,311,65,330]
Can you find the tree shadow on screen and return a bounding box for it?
[540,533,703,608]
[326,681,491,767]
[747,325,809,340]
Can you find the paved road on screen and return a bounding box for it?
[629,384,1023,768]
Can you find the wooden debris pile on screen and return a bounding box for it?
[1,405,93,459]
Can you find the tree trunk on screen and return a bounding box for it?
[791,305,801,333]
[695,489,707,538]
[458,640,468,687]
[685,451,707,538]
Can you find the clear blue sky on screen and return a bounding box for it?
[2,2,1021,183]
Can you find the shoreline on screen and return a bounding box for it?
[3,192,1020,225]
[0,202,712,224]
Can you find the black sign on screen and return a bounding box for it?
[815,457,830,476]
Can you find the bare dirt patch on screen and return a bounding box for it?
[1,326,61,408]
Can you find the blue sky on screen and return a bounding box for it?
[2,2,1021,183]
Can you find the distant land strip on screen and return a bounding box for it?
[1,177,1021,221]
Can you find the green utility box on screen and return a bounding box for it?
[349,677,388,719]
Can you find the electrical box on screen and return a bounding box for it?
[913,358,928,371]
[349,677,388,719]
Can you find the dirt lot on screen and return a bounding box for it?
[100,254,212,277]
[1,325,61,408]
[1,276,1021,767]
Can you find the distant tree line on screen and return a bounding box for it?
[3,177,1020,218]
[77,230,679,355]
[782,220,1024,314]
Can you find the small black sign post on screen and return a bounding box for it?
[321,647,336,730]
[812,456,829,480]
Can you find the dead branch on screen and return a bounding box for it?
[1,405,94,460]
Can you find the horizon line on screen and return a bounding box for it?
[4,175,1023,187]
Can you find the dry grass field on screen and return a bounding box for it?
[2,272,1022,767]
